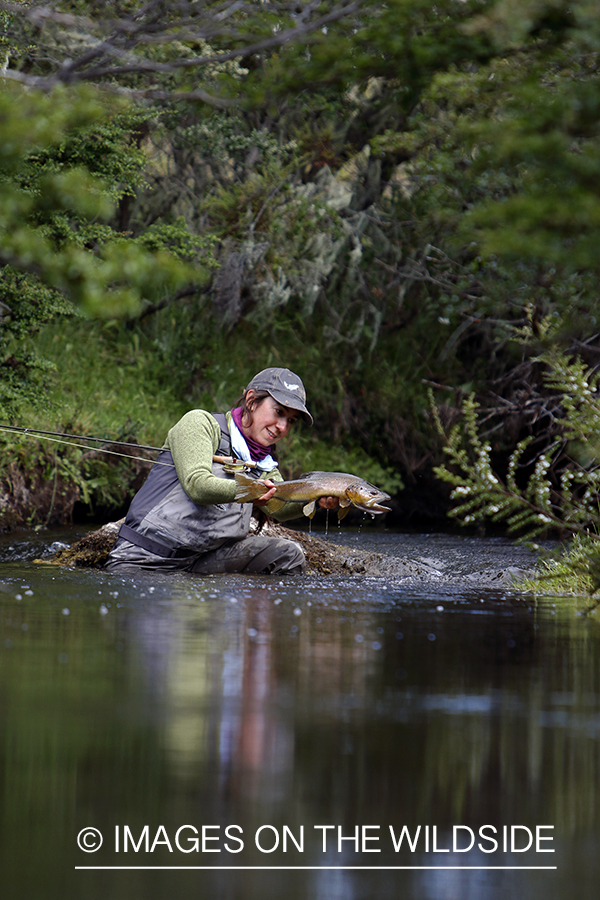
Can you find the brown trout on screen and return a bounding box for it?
[234,471,391,519]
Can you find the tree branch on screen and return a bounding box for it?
[0,0,361,102]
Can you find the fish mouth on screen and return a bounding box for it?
[356,501,391,515]
[368,503,391,514]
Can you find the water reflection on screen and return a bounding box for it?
[0,548,599,899]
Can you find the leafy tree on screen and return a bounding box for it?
[0,0,362,102]
[4,0,600,530]
[0,86,205,416]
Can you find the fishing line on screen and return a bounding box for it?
[0,424,163,452]
[0,424,258,470]
[0,424,174,467]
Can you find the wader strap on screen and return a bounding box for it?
[118,523,196,559]
[117,412,233,558]
[212,412,231,456]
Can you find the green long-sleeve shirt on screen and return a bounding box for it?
[164,409,298,520]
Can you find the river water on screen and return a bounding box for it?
[1,528,599,900]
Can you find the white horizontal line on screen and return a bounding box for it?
[75,866,558,871]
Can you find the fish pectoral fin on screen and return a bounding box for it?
[339,497,351,507]
[302,500,317,519]
[337,505,351,521]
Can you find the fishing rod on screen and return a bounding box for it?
[0,423,163,452]
[0,424,260,469]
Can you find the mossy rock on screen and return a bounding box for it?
[46,519,124,568]
[41,516,383,575]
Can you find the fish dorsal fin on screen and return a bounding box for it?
[302,500,317,519]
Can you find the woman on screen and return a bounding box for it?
[107,367,336,575]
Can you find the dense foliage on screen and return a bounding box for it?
[433,342,600,600]
[1,0,600,550]
[0,87,209,413]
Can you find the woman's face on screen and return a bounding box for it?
[242,391,299,447]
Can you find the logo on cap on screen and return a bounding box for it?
[284,382,300,391]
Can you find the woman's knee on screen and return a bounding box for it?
[278,539,306,575]
[255,538,306,575]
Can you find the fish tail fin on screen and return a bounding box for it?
[234,472,268,503]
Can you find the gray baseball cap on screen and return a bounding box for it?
[246,367,313,425]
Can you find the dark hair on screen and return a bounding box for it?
[234,389,279,460]
[234,389,272,427]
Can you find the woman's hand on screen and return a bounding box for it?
[318,496,340,510]
[253,479,278,506]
